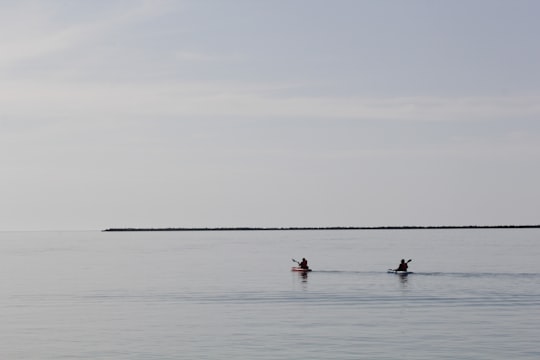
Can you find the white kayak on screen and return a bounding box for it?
[387,270,413,275]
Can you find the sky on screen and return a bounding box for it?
[1,0,539,231]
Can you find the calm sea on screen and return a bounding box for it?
[1,229,538,359]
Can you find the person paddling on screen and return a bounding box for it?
[394,259,412,272]
[299,258,309,270]
[291,258,311,271]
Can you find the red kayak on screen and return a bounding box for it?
[291,266,312,272]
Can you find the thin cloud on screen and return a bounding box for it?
[0,0,172,70]
[1,80,538,123]
[175,51,243,63]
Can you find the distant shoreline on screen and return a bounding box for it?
[103,225,540,232]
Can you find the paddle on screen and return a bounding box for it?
[292,258,300,265]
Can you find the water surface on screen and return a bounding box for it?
[1,229,538,359]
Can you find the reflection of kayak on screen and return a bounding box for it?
[387,270,413,275]
[291,266,312,272]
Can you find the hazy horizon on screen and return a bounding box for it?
[2,1,539,231]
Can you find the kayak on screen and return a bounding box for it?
[291,266,312,272]
[387,270,413,275]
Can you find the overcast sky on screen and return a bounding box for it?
[1,0,539,230]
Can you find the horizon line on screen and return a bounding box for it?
[103,224,540,232]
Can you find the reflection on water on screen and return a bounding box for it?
[398,273,409,286]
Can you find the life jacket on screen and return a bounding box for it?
[397,263,408,271]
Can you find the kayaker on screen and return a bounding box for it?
[299,258,309,270]
[394,259,409,272]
